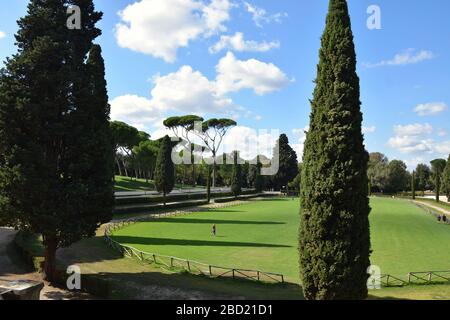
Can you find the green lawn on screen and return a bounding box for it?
[111,197,450,283]
[115,176,156,191]
[115,175,204,191]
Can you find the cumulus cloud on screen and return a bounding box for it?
[393,123,433,136]
[291,127,308,160]
[115,0,233,62]
[362,126,376,134]
[414,102,448,116]
[110,53,290,135]
[222,126,278,160]
[244,2,287,28]
[209,32,280,53]
[363,49,435,68]
[216,52,290,95]
[388,136,435,154]
[110,94,164,130]
[0,31,6,39]
[150,65,232,114]
[434,141,450,155]
[388,123,449,155]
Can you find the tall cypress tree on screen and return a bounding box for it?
[299,0,371,300]
[273,134,299,190]
[411,171,416,200]
[443,155,450,202]
[231,151,242,198]
[254,160,264,193]
[431,159,446,203]
[155,136,175,206]
[0,0,112,281]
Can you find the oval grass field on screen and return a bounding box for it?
[111,197,450,283]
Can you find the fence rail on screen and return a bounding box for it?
[104,211,285,285]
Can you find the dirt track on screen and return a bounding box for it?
[0,227,92,300]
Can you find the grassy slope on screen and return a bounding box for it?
[112,198,450,281]
[115,176,204,191]
[52,197,450,299]
[370,198,450,276]
[112,199,300,282]
[115,176,156,191]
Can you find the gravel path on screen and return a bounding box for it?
[413,200,450,217]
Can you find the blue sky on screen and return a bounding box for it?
[1,0,449,169]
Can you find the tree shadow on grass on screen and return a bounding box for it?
[151,217,285,225]
[110,235,292,248]
[82,271,304,300]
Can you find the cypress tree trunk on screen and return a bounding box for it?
[436,169,440,203]
[299,0,371,300]
[412,171,416,200]
[207,166,212,203]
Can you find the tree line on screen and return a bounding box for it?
[368,152,450,201]
[111,119,300,196]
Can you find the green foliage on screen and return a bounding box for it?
[411,171,416,200]
[273,134,299,190]
[0,0,113,280]
[288,163,302,192]
[416,164,431,194]
[132,140,159,181]
[252,160,264,193]
[299,0,370,300]
[431,158,447,202]
[230,151,242,198]
[154,136,175,204]
[368,153,389,192]
[387,160,409,193]
[443,155,450,201]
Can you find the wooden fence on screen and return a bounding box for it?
[104,217,285,284]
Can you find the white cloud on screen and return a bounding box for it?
[115,0,233,62]
[110,94,164,130]
[388,123,449,155]
[216,51,290,95]
[0,31,6,39]
[414,102,448,116]
[363,49,435,68]
[434,141,450,155]
[244,2,287,28]
[150,65,233,114]
[291,127,308,160]
[209,32,280,53]
[388,136,435,154]
[362,126,376,134]
[222,126,278,159]
[438,129,447,137]
[111,53,290,134]
[393,123,433,136]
